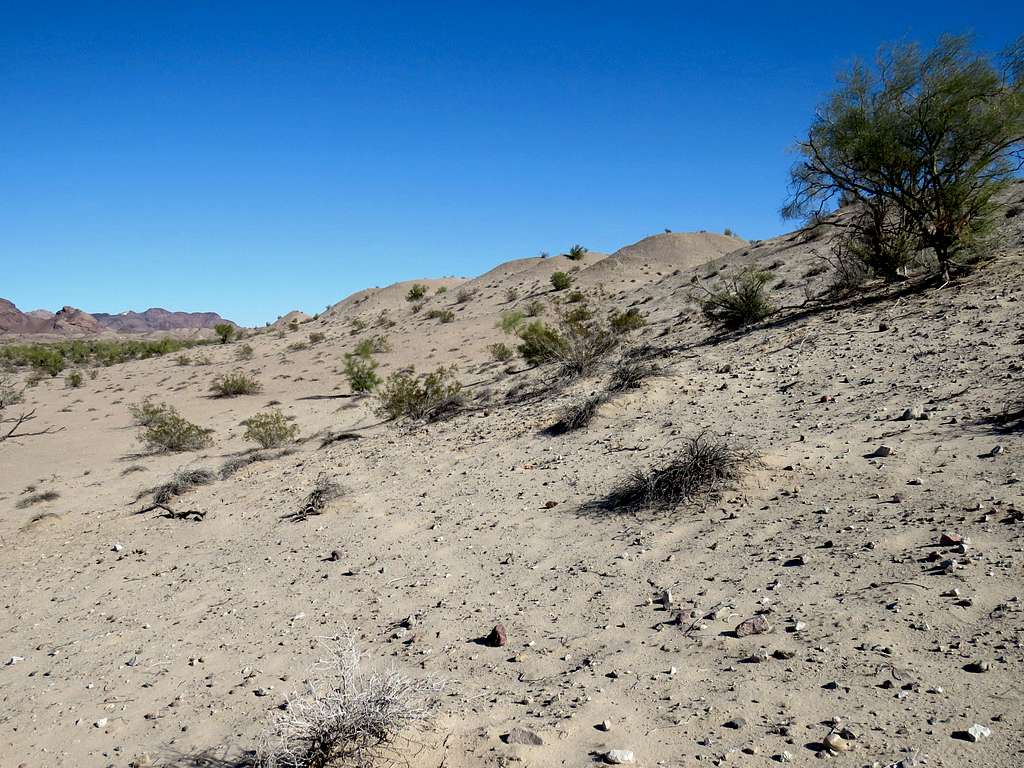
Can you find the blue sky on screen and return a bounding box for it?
[3,2,1021,326]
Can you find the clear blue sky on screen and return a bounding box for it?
[3,2,1021,326]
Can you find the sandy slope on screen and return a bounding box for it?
[1,205,1023,768]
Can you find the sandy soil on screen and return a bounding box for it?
[1,196,1022,768]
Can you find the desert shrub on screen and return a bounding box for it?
[591,432,756,514]
[64,370,83,388]
[349,318,368,334]
[550,271,572,291]
[210,370,263,397]
[344,352,381,393]
[406,284,427,302]
[88,369,98,380]
[549,315,618,378]
[219,452,263,479]
[141,410,214,453]
[254,637,443,767]
[607,357,661,392]
[784,34,1024,278]
[435,285,448,294]
[244,409,299,449]
[567,290,586,303]
[128,397,174,427]
[566,244,587,260]
[214,323,236,344]
[287,341,310,352]
[377,366,463,421]
[0,375,25,410]
[287,474,345,522]
[489,342,514,362]
[545,393,608,435]
[609,307,646,333]
[410,300,426,314]
[700,269,775,329]
[16,490,60,509]
[353,335,391,357]
[193,352,213,365]
[150,467,216,504]
[235,343,255,361]
[308,332,326,344]
[562,303,593,324]
[498,310,525,334]
[515,320,566,366]
[176,353,192,366]
[505,286,519,302]
[0,338,212,374]
[427,308,455,323]
[524,299,546,317]
[455,287,476,304]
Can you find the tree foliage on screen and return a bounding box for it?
[784,34,1024,277]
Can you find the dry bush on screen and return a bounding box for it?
[16,490,60,509]
[589,433,756,514]
[376,367,463,422]
[141,409,214,453]
[244,409,299,449]
[609,307,646,333]
[545,393,608,435]
[211,370,263,397]
[454,287,476,304]
[220,452,264,479]
[287,474,345,522]
[255,637,444,768]
[606,357,661,393]
[150,467,216,504]
[699,269,775,329]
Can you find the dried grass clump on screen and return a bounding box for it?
[606,357,661,393]
[592,433,756,514]
[211,370,263,397]
[255,637,444,768]
[287,474,345,522]
[151,467,216,504]
[16,490,60,509]
[545,393,608,436]
[699,268,775,329]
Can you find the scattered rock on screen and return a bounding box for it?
[897,405,925,421]
[964,660,990,673]
[94,718,108,728]
[823,732,852,753]
[485,623,508,647]
[723,717,747,729]
[870,445,894,458]
[604,749,635,764]
[734,615,771,637]
[962,723,992,742]
[502,726,543,746]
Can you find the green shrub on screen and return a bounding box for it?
[700,269,775,329]
[243,409,299,448]
[566,244,587,260]
[344,352,381,393]
[142,409,214,453]
[128,397,174,427]
[524,300,546,317]
[353,335,390,357]
[516,321,566,366]
[377,366,463,421]
[214,323,236,344]
[435,286,448,295]
[489,342,514,362]
[609,307,646,333]
[550,271,572,291]
[498,311,525,334]
[427,308,455,323]
[210,370,263,397]
[406,284,427,302]
[566,290,586,304]
[64,370,83,388]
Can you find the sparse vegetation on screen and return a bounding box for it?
[550,271,572,291]
[308,331,326,344]
[455,287,476,304]
[489,342,514,362]
[210,370,263,397]
[150,467,216,504]
[344,352,381,393]
[244,409,299,448]
[607,356,660,392]
[427,308,455,323]
[254,637,443,767]
[700,268,775,329]
[16,489,60,509]
[784,34,1024,279]
[566,244,587,260]
[406,283,427,302]
[0,337,213,374]
[545,393,607,435]
[524,299,546,317]
[214,323,236,344]
[609,307,646,333]
[498,310,525,334]
[128,397,174,427]
[591,432,756,514]
[1,373,61,444]
[505,286,519,302]
[140,408,214,453]
[377,366,463,421]
[235,343,255,361]
[287,474,345,522]
[64,370,83,388]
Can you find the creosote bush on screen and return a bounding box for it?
[566,244,587,260]
[700,269,775,329]
[427,308,455,323]
[244,409,299,449]
[609,307,646,333]
[214,323,236,344]
[488,342,514,362]
[128,397,173,427]
[255,637,443,768]
[377,366,463,421]
[210,370,263,397]
[405,283,427,302]
[140,408,214,453]
[455,287,476,304]
[592,432,756,514]
[524,299,546,317]
[64,370,83,388]
[344,352,381,393]
[550,271,572,291]
[235,343,255,361]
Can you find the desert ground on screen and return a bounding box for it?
[1,187,1022,768]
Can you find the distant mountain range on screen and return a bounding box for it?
[0,299,235,336]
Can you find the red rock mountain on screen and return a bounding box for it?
[0,299,234,335]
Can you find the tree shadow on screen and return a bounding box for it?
[159,747,254,767]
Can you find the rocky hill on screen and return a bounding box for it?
[0,299,234,335]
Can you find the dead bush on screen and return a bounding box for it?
[545,393,608,435]
[589,433,756,514]
[286,474,345,522]
[16,490,60,509]
[607,357,661,393]
[255,637,443,768]
[150,467,216,505]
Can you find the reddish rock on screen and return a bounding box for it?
[734,615,771,638]
[485,623,508,647]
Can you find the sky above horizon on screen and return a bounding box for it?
[3,3,1021,326]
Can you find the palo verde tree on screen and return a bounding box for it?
[784,34,1024,279]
